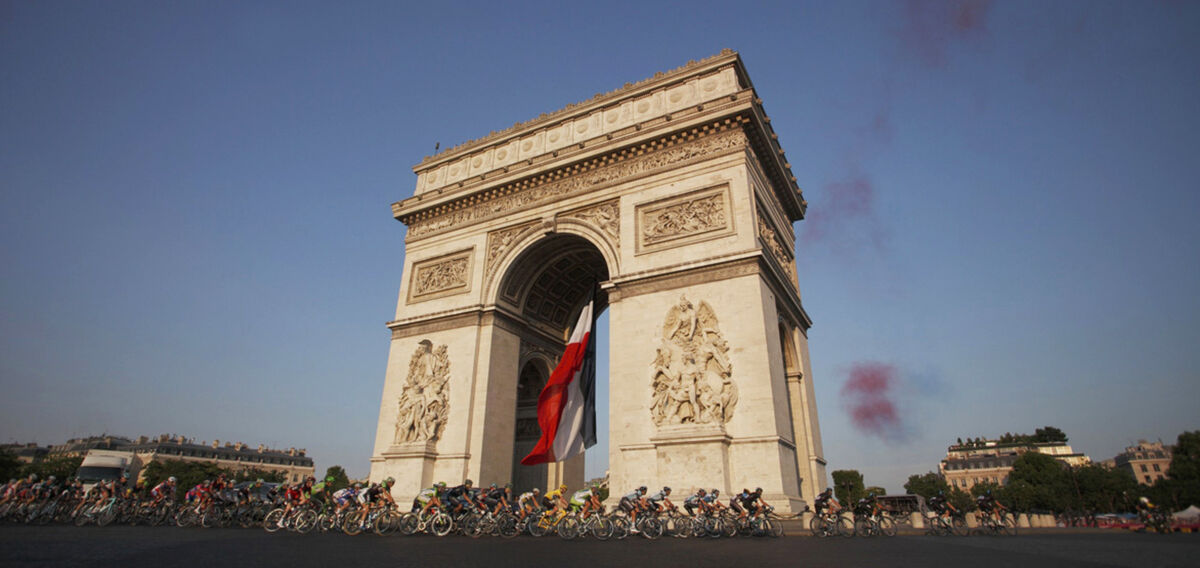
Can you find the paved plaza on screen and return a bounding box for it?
[1,526,1196,568]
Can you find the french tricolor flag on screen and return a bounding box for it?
[521,291,598,465]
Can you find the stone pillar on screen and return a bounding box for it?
[910,512,925,529]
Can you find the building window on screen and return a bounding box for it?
[1157,474,1164,480]
[1140,465,1148,472]
[1153,464,1161,472]
[1144,476,1152,483]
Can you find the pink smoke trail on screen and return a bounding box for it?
[840,362,905,440]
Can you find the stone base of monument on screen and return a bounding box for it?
[631,424,807,515]
[373,440,439,502]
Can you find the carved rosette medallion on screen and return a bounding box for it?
[649,295,737,427]
[393,340,451,445]
[408,249,472,302]
[561,199,620,249]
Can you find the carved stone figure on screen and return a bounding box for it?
[394,340,451,444]
[650,296,736,426]
[414,257,468,296]
[641,194,727,245]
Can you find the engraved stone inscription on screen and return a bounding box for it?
[393,340,451,445]
[649,295,738,426]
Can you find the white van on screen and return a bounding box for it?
[76,450,133,492]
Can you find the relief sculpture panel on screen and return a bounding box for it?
[757,213,799,288]
[394,340,451,445]
[560,199,620,249]
[649,295,738,426]
[408,249,473,302]
[636,186,734,253]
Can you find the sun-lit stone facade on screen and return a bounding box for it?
[370,50,825,512]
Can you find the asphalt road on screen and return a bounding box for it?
[1,525,1196,568]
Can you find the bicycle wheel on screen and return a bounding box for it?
[809,516,827,537]
[611,515,631,539]
[670,516,692,538]
[375,510,402,536]
[639,517,663,540]
[430,512,453,537]
[556,516,580,540]
[97,507,116,527]
[263,509,285,533]
[498,514,521,539]
[768,517,784,538]
[951,515,969,537]
[879,515,896,537]
[591,516,615,540]
[854,517,873,537]
[295,509,318,534]
[1001,513,1017,536]
[342,513,364,536]
[836,515,855,537]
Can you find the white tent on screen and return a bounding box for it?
[1172,505,1200,520]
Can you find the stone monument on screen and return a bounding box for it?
[370,50,826,512]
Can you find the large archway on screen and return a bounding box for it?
[495,233,609,494]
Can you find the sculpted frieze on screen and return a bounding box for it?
[649,296,738,427]
[560,200,620,249]
[485,222,538,280]
[394,340,451,445]
[635,185,734,253]
[409,249,472,302]
[757,213,798,287]
[406,128,747,240]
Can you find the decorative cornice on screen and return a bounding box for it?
[398,120,749,241]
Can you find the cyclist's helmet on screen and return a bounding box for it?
[1139,496,1150,505]
[48,476,56,482]
[326,475,335,483]
[28,474,38,481]
[985,489,992,496]
[464,479,474,486]
[436,481,447,488]
[168,477,177,483]
[755,487,763,494]
[532,488,541,494]
[712,489,720,496]
[868,492,876,498]
[505,483,512,489]
[489,483,497,489]
[559,484,567,492]
[698,488,707,495]
[663,486,671,494]
[638,486,647,494]
[384,477,395,487]
[937,490,944,497]
[254,478,263,485]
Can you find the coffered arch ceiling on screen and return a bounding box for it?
[498,233,609,338]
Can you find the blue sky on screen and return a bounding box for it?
[2,1,1198,493]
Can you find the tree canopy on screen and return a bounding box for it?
[831,469,865,504]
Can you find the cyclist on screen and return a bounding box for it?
[357,478,396,528]
[483,483,510,516]
[569,484,604,519]
[814,487,840,516]
[150,477,177,505]
[704,489,725,514]
[333,483,359,516]
[416,481,448,516]
[516,487,541,520]
[683,488,707,516]
[975,489,1005,524]
[543,484,569,518]
[647,486,674,513]
[619,486,648,532]
[730,488,752,518]
[445,479,474,514]
[307,475,335,511]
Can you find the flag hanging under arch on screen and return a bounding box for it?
[521,291,597,465]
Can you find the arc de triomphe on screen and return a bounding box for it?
[369,50,826,512]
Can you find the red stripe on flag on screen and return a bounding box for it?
[520,331,590,465]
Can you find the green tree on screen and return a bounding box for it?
[324,466,350,492]
[1033,426,1068,443]
[0,450,22,481]
[1071,463,1137,513]
[903,472,950,499]
[21,456,83,481]
[831,470,865,504]
[865,486,887,496]
[1007,452,1070,513]
[948,487,975,511]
